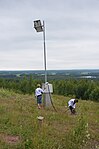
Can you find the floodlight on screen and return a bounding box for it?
[34,20,43,32]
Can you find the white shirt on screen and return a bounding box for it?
[35,87,44,96]
[68,99,76,108]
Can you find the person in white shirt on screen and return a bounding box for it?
[68,98,78,114]
[35,84,44,109]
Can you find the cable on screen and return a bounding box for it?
[47,83,57,112]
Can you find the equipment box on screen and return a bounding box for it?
[42,83,53,93]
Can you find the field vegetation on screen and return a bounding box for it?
[0,88,99,149]
[0,76,99,101]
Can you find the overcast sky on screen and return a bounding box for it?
[0,0,99,70]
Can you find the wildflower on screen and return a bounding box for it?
[86,133,90,139]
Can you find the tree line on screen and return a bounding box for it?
[0,76,99,101]
[51,79,99,101]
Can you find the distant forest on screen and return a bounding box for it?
[0,70,99,102]
[0,69,99,80]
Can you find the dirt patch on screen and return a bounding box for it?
[0,133,21,144]
[4,135,20,144]
[82,139,99,149]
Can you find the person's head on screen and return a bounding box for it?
[37,84,41,88]
[75,99,78,103]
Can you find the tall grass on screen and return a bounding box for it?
[0,89,99,149]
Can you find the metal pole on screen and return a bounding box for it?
[43,21,47,83]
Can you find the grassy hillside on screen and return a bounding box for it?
[0,88,99,149]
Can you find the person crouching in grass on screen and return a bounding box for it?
[68,98,78,114]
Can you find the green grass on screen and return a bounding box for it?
[0,88,99,149]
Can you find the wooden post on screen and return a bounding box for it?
[37,116,44,127]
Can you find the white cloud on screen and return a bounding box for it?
[0,0,99,70]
